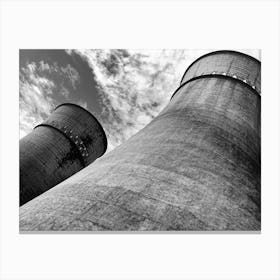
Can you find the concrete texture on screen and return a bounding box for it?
[20,103,107,205]
[180,51,261,94]
[19,51,261,231]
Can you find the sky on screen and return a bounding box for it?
[19,49,261,152]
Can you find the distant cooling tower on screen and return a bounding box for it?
[20,50,261,231]
[20,103,107,205]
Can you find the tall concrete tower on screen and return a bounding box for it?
[20,103,107,205]
[20,51,261,231]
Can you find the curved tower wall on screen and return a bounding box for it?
[19,51,261,231]
[180,51,261,94]
[20,103,107,205]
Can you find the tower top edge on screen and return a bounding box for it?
[180,50,261,85]
[54,103,108,156]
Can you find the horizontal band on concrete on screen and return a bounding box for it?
[180,50,261,85]
[34,123,86,167]
[54,103,108,156]
[170,74,261,100]
[37,118,90,159]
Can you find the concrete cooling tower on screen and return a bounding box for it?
[20,103,107,205]
[19,50,261,231]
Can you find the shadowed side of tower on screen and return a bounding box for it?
[20,103,107,205]
[19,51,261,231]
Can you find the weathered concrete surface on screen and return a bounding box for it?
[19,51,261,231]
[20,103,107,205]
[180,51,261,94]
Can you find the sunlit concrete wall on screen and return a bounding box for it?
[19,51,261,231]
[20,103,107,205]
[180,51,261,94]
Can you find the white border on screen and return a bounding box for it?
[1,0,280,279]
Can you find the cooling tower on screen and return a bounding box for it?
[20,103,107,205]
[19,50,261,231]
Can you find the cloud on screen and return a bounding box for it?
[19,61,81,138]
[60,63,80,89]
[67,49,213,152]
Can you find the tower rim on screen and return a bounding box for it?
[171,74,261,100]
[54,103,108,156]
[180,50,261,85]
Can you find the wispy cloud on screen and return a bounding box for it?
[67,49,212,151]
[19,61,81,138]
